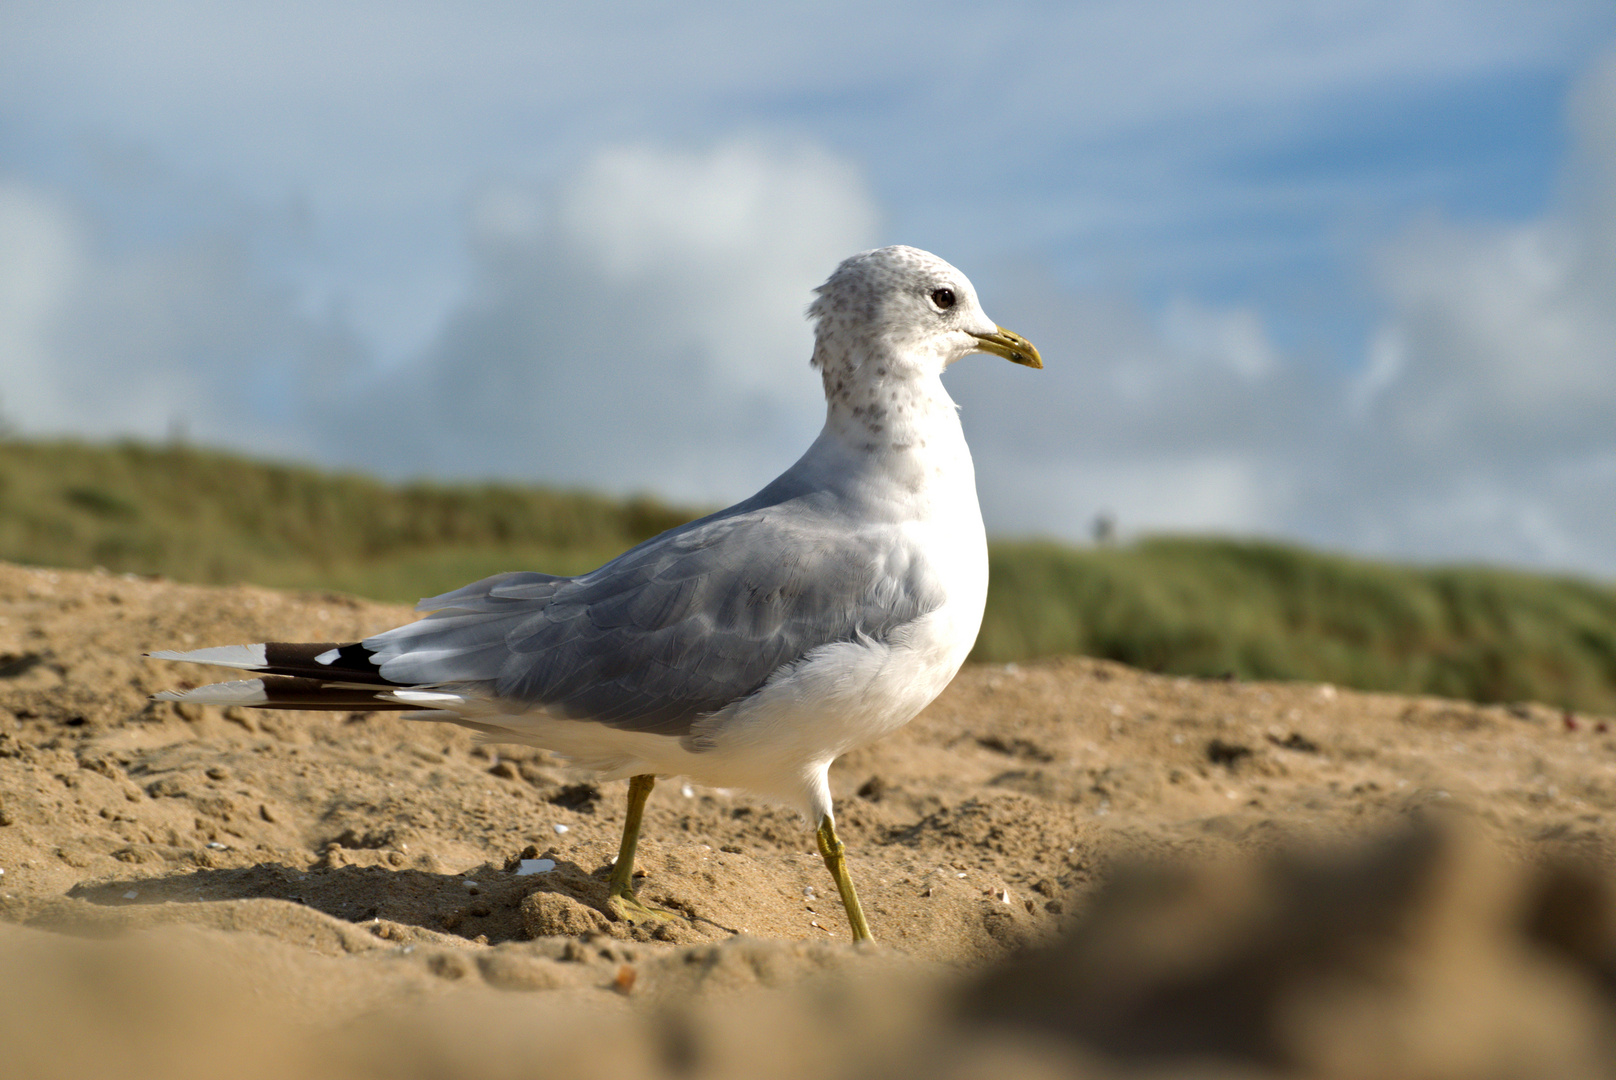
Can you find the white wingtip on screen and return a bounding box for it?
[382,689,472,707]
[146,644,269,670]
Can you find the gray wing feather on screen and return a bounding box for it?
[364,492,945,737]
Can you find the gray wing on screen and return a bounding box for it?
[363,491,945,737]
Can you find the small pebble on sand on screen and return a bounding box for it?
[515,859,557,876]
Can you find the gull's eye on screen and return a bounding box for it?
[930,287,956,310]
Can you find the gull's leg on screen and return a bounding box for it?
[816,815,873,943]
[605,774,677,924]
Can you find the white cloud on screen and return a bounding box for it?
[551,141,877,398]
[4,10,1616,580]
[6,1,1607,367]
[1,137,878,502]
[323,139,879,503]
[1371,220,1614,440]
[1336,46,1616,571]
[942,45,1616,579]
[1160,298,1280,381]
[973,453,1278,542]
[946,271,1328,546]
[0,175,362,461]
[0,180,84,429]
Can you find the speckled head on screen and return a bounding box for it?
[807,246,1041,391]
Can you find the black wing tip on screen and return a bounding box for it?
[260,641,394,684]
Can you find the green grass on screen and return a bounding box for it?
[980,538,1616,714]
[4,439,1614,713]
[0,439,690,598]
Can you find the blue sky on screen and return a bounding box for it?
[3,2,1616,577]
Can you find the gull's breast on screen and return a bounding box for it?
[700,486,989,770]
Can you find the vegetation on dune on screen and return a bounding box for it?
[979,538,1616,715]
[3,439,1614,714]
[0,440,692,599]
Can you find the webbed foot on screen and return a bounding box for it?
[606,889,678,925]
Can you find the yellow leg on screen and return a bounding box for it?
[605,774,675,924]
[817,815,873,943]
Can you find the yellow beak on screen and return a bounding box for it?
[969,326,1043,369]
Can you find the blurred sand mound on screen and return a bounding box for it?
[969,818,1616,1078]
[4,820,1615,1079]
[3,562,1616,1078]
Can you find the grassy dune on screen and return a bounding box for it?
[980,539,1616,714]
[0,440,690,600]
[4,439,1614,713]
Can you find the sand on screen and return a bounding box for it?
[2,560,1615,1078]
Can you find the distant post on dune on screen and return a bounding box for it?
[1092,512,1116,546]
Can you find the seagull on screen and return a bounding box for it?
[148,245,1041,942]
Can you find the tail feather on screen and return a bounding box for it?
[147,641,393,685]
[149,641,423,713]
[153,675,438,712]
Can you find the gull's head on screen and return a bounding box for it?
[808,246,1042,381]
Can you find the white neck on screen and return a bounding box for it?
[795,340,977,518]
[824,370,959,448]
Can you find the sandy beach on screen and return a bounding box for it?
[3,560,1615,1078]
